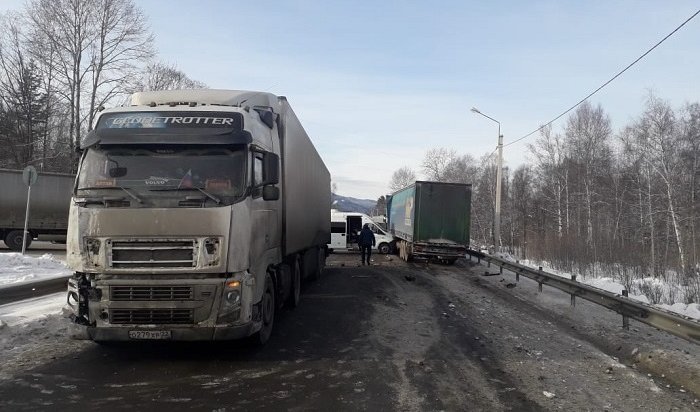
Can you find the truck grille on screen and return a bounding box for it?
[110,240,195,268]
[110,286,194,301]
[109,308,194,324]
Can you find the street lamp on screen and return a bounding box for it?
[471,107,503,252]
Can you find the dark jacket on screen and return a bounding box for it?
[358,226,376,247]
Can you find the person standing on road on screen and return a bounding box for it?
[358,223,376,265]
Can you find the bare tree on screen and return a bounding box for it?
[422,147,456,181]
[87,0,154,127]
[131,61,207,92]
[0,13,47,169]
[564,101,612,256]
[26,0,154,170]
[528,124,567,238]
[624,94,687,274]
[443,154,478,184]
[389,166,416,191]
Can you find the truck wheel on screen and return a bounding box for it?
[378,243,390,254]
[289,259,301,308]
[5,230,31,251]
[252,273,275,345]
[315,248,324,280]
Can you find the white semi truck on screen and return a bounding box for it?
[65,89,330,344]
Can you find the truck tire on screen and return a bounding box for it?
[378,242,390,254]
[315,247,324,280]
[290,258,301,308]
[251,273,275,345]
[5,230,31,251]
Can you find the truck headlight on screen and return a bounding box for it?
[217,278,242,324]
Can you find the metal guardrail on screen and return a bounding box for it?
[0,276,69,306]
[466,250,700,345]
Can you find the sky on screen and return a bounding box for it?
[2,1,700,199]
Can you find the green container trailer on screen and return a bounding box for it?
[387,181,471,263]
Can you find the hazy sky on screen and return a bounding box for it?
[3,1,700,199]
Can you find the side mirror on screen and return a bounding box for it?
[262,185,280,201]
[263,152,279,185]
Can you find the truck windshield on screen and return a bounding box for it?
[77,147,246,206]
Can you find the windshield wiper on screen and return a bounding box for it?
[149,187,222,204]
[77,186,143,203]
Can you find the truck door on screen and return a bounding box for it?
[330,221,347,249]
[346,215,362,248]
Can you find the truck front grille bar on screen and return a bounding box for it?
[109,239,196,268]
[109,308,194,324]
[110,286,194,301]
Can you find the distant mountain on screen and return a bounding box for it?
[331,193,377,214]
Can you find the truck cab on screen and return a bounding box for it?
[328,211,394,254]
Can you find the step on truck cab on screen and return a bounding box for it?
[328,211,394,254]
[65,89,330,344]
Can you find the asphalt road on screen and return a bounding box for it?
[0,253,697,411]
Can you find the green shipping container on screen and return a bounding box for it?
[387,181,471,247]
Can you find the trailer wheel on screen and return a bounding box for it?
[5,230,31,251]
[251,273,275,345]
[378,243,390,255]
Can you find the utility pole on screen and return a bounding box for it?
[471,107,503,252]
[495,127,503,252]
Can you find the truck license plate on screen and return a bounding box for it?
[128,330,172,340]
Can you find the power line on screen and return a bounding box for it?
[505,8,700,148]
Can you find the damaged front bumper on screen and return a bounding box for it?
[65,271,260,341]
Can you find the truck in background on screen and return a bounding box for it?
[65,89,330,344]
[329,211,394,254]
[0,168,74,251]
[387,181,471,264]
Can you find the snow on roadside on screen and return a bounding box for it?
[0,292,66,326]
[0,252,71,286]
[0,293,88,380]
[494,254,700,321]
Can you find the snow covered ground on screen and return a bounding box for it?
[0,252,71,287]
[496,254,700,320]
[0,253,78,379]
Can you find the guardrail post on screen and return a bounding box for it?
[570,275,577,306]
[538,267,543,292]
[515,261,520,282]
[622,290,630,330]
[487,260,491,268]
[499,266,503,275]
[477,256,481,264]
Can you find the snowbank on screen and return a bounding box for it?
[0,253,71,287]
